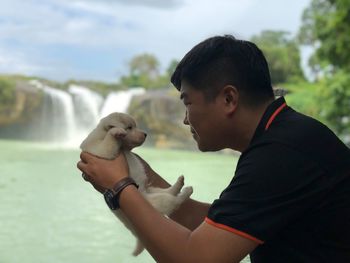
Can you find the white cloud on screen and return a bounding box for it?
[0,0,309,48]
[0,0,312,81]
[0,48,45,75]
[71,0,184,9]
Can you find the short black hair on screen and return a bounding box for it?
[171,35,274,106]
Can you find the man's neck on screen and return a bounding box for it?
[233,99,274,152]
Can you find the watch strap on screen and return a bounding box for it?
[105,177,139,210]
[113,177,138,193]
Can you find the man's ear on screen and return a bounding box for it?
[221,85,238,114]
[110,127,127,138]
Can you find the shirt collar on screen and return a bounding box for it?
[250,96,288,144]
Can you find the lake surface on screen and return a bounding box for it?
[0,139,250,263]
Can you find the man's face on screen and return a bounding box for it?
[180,82,224,152]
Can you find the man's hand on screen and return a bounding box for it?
[77,152,129,193]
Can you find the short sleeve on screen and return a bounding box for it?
[207,143,328,243]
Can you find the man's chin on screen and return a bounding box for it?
[196,142,213,152]
[194,136,218,152]
[196,141,223,152]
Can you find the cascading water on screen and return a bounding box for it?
[100,88,145,118]
[68,84,104,144]
[30,80,76,143]
[29,80,145,147]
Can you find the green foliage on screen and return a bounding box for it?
[299,0,350,72]
[251,30,305,85]
[318,71,350,136]
[298,0,350,138]
[0,76,16,105]
[166,59,179,78]
[284,81,325,121]
[120,53,175,89]
[287,72,350,138]
[129,53,159,76]
[121,53,161,89]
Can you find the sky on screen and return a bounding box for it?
[0,0,311,83]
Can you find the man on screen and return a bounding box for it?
[77,35,350,262]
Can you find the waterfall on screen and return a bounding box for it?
[28,80,145,147]
[100,87,145,118]
[30,80,76,143]
[68,84,104,144]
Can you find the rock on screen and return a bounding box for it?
[128,89,197,150]
[0,79,45,140]
[0,80,43,126]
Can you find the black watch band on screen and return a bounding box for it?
[104,177,139,210]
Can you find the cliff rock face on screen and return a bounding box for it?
[0,81,43,125]
[128,89,197,150]
[0,81,44,139]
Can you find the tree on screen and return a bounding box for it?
[129,53,160,79]
[120,53,161,89]
[298,0,350,139]
[250,30,305,85]
[299,0,350,72]
[120,54,177,89]
[166,59,179,78]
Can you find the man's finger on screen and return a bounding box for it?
[77,160,91,182]
[82,172,89,181]
[80,151,94,163]
[77,160,88,173]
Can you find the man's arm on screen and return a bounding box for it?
[120,185,258,263]
[78,152,258,262]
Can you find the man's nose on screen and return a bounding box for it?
[183,111,189,125]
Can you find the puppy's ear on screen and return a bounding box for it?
[110,127,127,138]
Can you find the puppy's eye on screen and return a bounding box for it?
[107,125,115,130]
[126,126,132,131]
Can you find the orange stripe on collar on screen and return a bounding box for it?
[265,102,287,131]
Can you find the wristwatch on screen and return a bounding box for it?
[104,177,139,210]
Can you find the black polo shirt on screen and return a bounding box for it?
[206,97,350,262]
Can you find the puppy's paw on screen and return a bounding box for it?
[109,127,126,138]
[178,186,193,201]
[176,175,184,187]
[169,175,185,195]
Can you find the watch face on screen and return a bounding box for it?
[104,190,118,210]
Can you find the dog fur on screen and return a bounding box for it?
[80,112,193,256]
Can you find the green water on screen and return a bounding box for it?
[0,139,246,263]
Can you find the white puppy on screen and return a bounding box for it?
[80,112,193,256]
